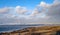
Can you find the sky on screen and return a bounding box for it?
[0,0,54,10]
[0,0,60,25]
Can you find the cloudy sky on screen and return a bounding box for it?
[0,0,60,25]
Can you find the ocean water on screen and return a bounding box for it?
[0,25,28,32]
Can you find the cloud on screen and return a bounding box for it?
[29,0,60,24]
[47,0,60,16]
[0,7,9,14]
[30,0,60,17]
[30,1,50,17]
[16,6,28,14]
[0,0,60,25]
[0,6,28,14]
[0,6,28,25]
[39,2,50,8]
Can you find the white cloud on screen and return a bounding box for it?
[0,0,60,25]
[16,6,28,14]
[0,7,9,14]
[39,2,50,8]
[30,1,49,17]
[0,6,28,14]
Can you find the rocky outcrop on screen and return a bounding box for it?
[0,26,60,35]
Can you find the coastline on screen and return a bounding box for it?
[0,25,60,35]
[0,24,60,33]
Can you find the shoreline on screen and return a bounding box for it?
[0,25,60,33]
[0,24,60,33]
